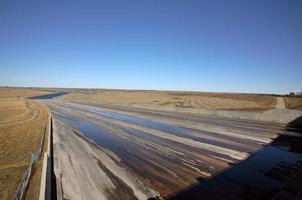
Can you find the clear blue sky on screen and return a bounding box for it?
[1,1,301,94]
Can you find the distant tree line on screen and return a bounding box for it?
[286,91,302,98]
[271,91,302,98]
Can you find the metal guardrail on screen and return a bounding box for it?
[14,122,47,200]
[14,154,39,200]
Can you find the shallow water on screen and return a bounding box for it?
[48,100,302,198]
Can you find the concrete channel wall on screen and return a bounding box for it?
[39,113,56,200]
[120,104,302,124]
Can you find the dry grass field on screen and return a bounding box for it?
[0,87,277,111]
[0,98,48,200]
[60,90,277,111]
[284,97,302,110]
[0,87,52,98]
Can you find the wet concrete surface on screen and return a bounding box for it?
[43,100,302,200]
[168,145,302,200]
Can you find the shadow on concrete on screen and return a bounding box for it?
[162,116,302,200]
[286,115,302,133]
[28,92,69,100]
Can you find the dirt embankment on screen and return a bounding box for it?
[58,91,302,124]
[284,97,302,110]
[59,90,277,111]
[0,99,48,200]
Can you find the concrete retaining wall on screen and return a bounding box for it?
[39,113,55,200]
[118,104,302,124]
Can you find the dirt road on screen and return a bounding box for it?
[43,100,302,199]
[275,97,286,109]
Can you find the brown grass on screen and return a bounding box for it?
[0,99,48,200]
[60,90,277,111]
[0,99,33,124]
[0,88,51,98]
[284,97,302,110]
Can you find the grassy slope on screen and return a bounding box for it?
[0,99,48,200]
[0,88,53,98]
[60,90,277,111]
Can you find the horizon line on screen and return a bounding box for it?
[0,85,293,96]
